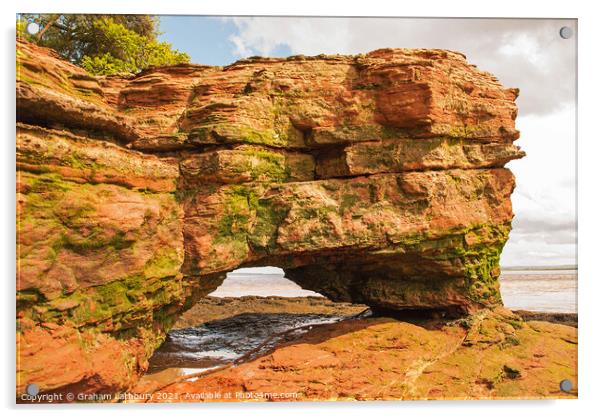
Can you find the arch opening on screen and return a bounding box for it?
[141,266,368,386]
[209,267,323,298]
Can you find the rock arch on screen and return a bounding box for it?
[16,39,523,395]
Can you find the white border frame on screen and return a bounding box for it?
[3,2,599,417]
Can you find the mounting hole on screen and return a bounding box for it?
[26,22,40,35]
[559,379,573,392]
[26,383,39,396]
[559,26,574,39]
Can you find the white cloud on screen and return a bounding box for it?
[228,35,253,57]
[502,105,576,266]
[226,17,353,56]
[498,33,546,66]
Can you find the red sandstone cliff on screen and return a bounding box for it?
[16,38,527,396]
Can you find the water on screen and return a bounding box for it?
[209,271,322,297]
[146,312,353,378]
[499,270,577,313]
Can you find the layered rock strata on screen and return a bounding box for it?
[16,39,524,396]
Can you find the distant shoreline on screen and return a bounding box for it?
[501,265,577,271]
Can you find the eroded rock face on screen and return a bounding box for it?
[16,39,524,395]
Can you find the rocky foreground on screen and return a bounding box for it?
[17,38,528,396]
[137,302,577,401]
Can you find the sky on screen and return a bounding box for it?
[158,16,577,267]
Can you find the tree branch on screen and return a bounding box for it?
[36,14,62,41]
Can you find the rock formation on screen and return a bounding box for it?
[16,39,524,396]
[143,307,577,401]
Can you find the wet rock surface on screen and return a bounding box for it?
[146,296,367,373]
[148,313,356,373]
[145,307,577,401]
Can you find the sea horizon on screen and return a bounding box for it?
[209,267,578,314]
